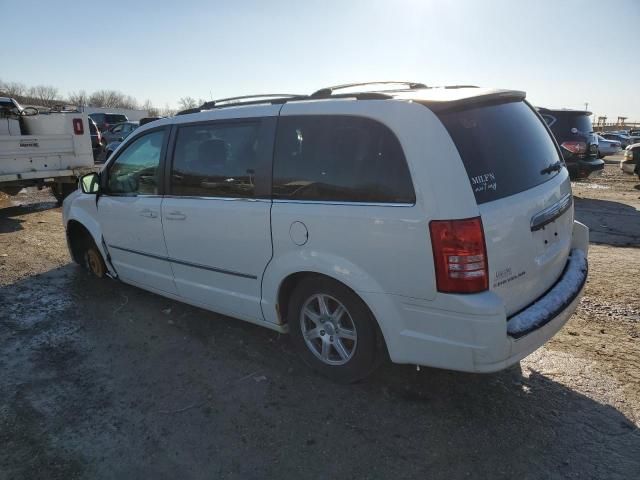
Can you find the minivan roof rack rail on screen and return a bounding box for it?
[311,81,428,97]
[176,93,308,115]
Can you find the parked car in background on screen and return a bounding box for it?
[596,135,621,158]
[601,132,631,149]
[538,108,604,179]
[64,84,589,382]
[629,135,640,146]
[621,144,639,178]
[101,121,139,145]
[88,117,103,160]
[629,129,640,136]
[139,116,162,126]
[88,112,128,132]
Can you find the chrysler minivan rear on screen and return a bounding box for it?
[387,96,588,372]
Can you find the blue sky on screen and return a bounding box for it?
[2,0,639,119]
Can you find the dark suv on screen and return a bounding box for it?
[88,112,128,133]
[538,108,604,179]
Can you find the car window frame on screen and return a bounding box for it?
[164,116,276,200]
[101,125,171,197]
[271,114,416,206]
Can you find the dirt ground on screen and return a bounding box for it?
[1,159,639,479]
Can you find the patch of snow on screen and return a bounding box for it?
[5,281,72,328]
[507,249,587,336]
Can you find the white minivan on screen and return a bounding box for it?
[63,83,589,382]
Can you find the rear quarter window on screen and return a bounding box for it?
[437,101,562,204]
[106,114,128,124]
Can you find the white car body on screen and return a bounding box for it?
[63,87,589,376]
[0,97,95,195]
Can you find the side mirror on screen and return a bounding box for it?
[80,172,101,194]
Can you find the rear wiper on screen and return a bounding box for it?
[540,161,563,175]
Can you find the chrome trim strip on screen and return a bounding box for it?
[272,199,415,207]
[162,195,270,202]
[530,193,573,232]
[108,245,257,279]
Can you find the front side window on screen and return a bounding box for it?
[272,116,415,203]
[107,130,165,195]
[170,122,260,198]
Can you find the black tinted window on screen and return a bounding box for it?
[106,114,127,124]
[550,113,593,135]
[438,101,562,204]
[171,122,260,198]
[273,116,414,203]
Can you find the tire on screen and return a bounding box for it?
[288,276,383,383]
[82,240,107,278]
[51,183,76,206]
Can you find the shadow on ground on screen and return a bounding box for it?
[0,201,58,233]
[1,265,639,479]
[574,196,640,247]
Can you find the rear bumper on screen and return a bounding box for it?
[362,221,589,373]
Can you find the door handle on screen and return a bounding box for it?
[165,211,187,220]
[139,209,158,218]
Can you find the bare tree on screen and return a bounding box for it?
[89,89,127,108]
[29,85,60,107]
[142,99,160,117]
[68,90,88,107]
[2,81,27,98]
[121,95,139,110]
[178,96,198,110]
[160,103,176,117]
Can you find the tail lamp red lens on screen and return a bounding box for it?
[73,118,84,135]
[429,217,488,293]
[560,141,587,154]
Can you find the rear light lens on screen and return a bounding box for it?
[73,118,84,135]
[560,141,587,154]
[429,217,488,293]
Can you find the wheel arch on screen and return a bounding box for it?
[271,268,390,358]
[65,201,114,276]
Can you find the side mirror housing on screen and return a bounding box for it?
[80,172,101,194]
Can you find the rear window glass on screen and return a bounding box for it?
[437,101,562,204]
[545,113,593,134]
[106,114,127,124]
[273,115,415,203]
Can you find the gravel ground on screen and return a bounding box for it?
[1,160,639,479]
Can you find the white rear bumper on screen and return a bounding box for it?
[361,221,589,373]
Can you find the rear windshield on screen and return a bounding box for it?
[437,101,562,204]
[546,113,593,134]
[105,114,127,124]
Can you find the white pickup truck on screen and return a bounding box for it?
[0,97,98,204]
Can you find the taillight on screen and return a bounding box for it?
[73,118,84,135]
[560,141,587,154]
[429,217,488,293]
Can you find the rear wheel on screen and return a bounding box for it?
[288,276,383,383]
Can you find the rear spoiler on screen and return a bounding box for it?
[419,90,527,113]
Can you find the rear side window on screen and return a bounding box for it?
[171,122,260,198]
[89,113,104,123]
[437,101,562,204]
[273,115,415,203]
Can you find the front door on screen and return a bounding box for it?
[161,114,276,322]
[98,128,177,295]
